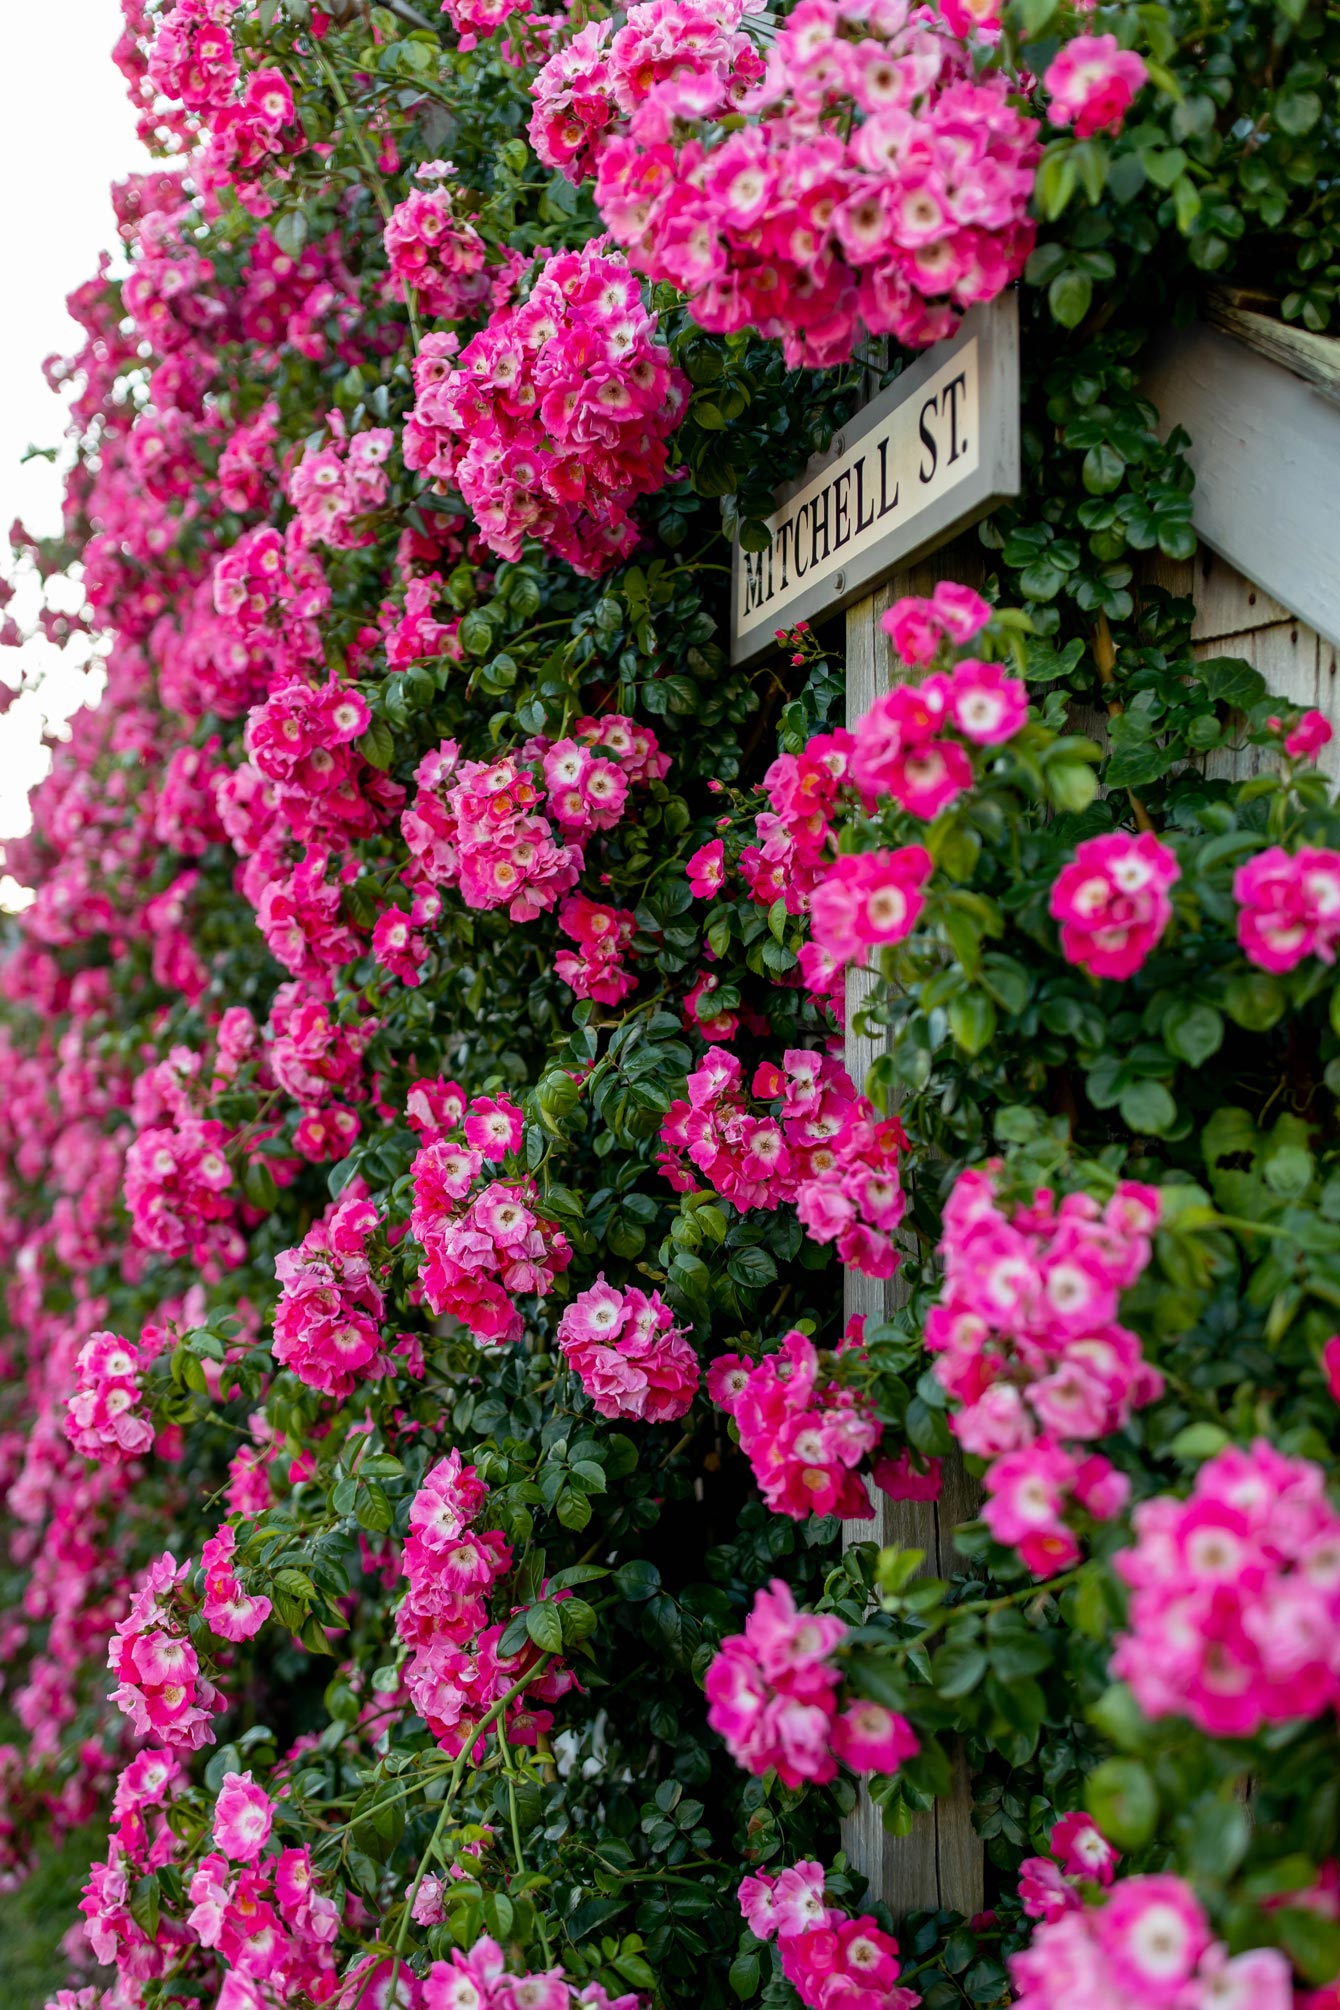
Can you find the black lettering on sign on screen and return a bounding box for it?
[877,437,899,518]
[793,502,810,577]
[854,454,875,534]
[833,469,852,549]
[743,548,766,613]
[811,483,831,569]
[919,394,939,484]
[944,370,968,464]
[776,516,793,591]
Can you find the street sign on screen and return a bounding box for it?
[730,295,1021,665]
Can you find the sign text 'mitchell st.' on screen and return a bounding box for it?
[730,296,1022,664]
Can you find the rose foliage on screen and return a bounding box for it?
[3,1,1340,2009]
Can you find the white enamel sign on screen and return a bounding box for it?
[730,296,1021,664]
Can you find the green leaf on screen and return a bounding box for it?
[1036,150,1078,222]
[931,1630,989,1699]
[130,1873,160,1940]
[1104,745,1169,789]
[1169,1422,1231,1461]
[876,1547,926,1595]
[613,1559,661,1602]
[1081,444,1125,495]
[272,208,308,256]
[1049,270,1093,329]
[241,1159,278,1211]
[359,718,395,770]
[1196,656,1268,709]
[1119,1080,1177,1135]
[1012,0,1058,33]
[525,1602,564,1654]
[1277,1908,1340,1986]
[727,1245,778,1290]
[1172,174,1202,233]
[985,1609,1054,1681]
[1086,1757,1159,1848]
[1142,145,1188,189]
[1046,759,1099,812]
[1275,87,1323,136]
[1184,1797,1250,1881]
[355,1481,393,1534]
[1162,999,1224,1066]
[459,610,494,657]
[948,989,997,1057]
[728,1952,761,2001]
[1223,972,1286,1031]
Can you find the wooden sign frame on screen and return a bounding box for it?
[729,295,1021,666]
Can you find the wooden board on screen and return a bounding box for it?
[841,555,984,1923]
[1142,323,1340,650]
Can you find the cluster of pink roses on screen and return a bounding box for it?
[660,1048,908,1279]
[533,0,1039,368]
[554,894,639,1004]
[383,166,491,322]
[808,845,935,972]
[211,521,329,655]
[187,1835,340,1993]
[287,413,393,550]
[211,1768,273,1862]
[397,1451,572,1758]
[704,1578,916,1787]
[217,396,279,513]
[1010,1871,1290,2010]
[401,717,664,925]
[530,0,762,184]
[271,1193,386,1398]
[708,1327,880,1520]
[927,1169,1163,1572]
[1234,845,1340,973]
[108,1551,223,1751]
[348,1936,640,2010]
[198,1522,271,1642]
[712,584,1027,983]
[859,601,1029,800]
[409,1088,571,1344]
[1050,832,1181,980]
[1111,1439,1340,1737]
[266,980,367,1159]
[240,675,375,845]
[739,1860,916,2010]
[63,1330,155,1464]
[1018,1810,1121,1923]
[1043,34,1149,140]
[154,740,228,855]
[402,738,579,923]
[123,1114,245,1268]
[145,0,305,213]
[253,843,368,983]
[557,1275,700,1422]
[403,242,686,575]
[1049,829,1340,987]
[145,0,240,113]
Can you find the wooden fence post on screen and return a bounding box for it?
[840,561,984,1922]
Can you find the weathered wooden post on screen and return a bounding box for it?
[841,565,984,1920]
[729,294,1023,1920]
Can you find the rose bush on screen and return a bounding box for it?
[2,0,1340,2008]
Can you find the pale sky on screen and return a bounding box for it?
[0,0,154,894]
